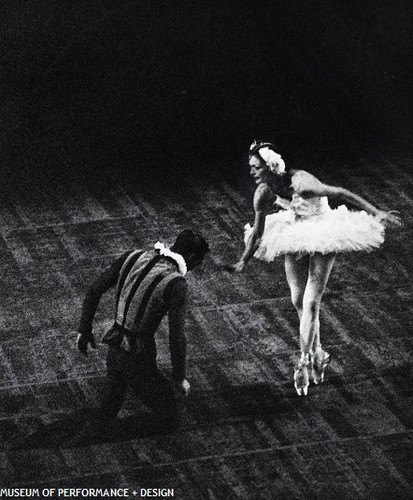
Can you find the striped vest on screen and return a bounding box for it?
[115,249,183,335]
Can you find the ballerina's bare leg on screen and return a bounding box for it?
[285,252,335,394]
[284,254,309,322]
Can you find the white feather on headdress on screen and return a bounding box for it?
[258,147,286,173]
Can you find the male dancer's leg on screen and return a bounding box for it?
[99,346,130,421]
[130,366,179,433]
[63,347,129,446]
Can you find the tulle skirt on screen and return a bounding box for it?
[244,205,385,261]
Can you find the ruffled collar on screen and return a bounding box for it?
[154,242,187,276]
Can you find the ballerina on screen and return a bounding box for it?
[230,140,400,395]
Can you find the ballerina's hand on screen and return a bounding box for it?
[211,257,237,273]
[377,210,402,227]
[211,256,246,273]
[230,260,246,273]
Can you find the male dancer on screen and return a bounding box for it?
[71,229,209,443]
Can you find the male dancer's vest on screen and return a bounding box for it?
[102,249,183,351]
[116,249,183,333]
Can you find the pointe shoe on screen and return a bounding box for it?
[311,349,331,385]
[294,360,310,396]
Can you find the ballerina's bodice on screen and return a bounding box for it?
[268,171,329,219]
[290,193,330,219]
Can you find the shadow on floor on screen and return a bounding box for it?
[6,364,412,450]
[5,383,290,449]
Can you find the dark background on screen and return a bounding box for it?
[0,0,411,186]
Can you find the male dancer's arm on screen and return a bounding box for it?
[77,251,131,356]
[167,277,190,395]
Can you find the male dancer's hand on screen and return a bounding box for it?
[175,379,191,397]
[76,333,96,357]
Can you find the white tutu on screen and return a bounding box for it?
[244,205,385,261]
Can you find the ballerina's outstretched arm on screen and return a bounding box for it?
[291,170,401,227]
